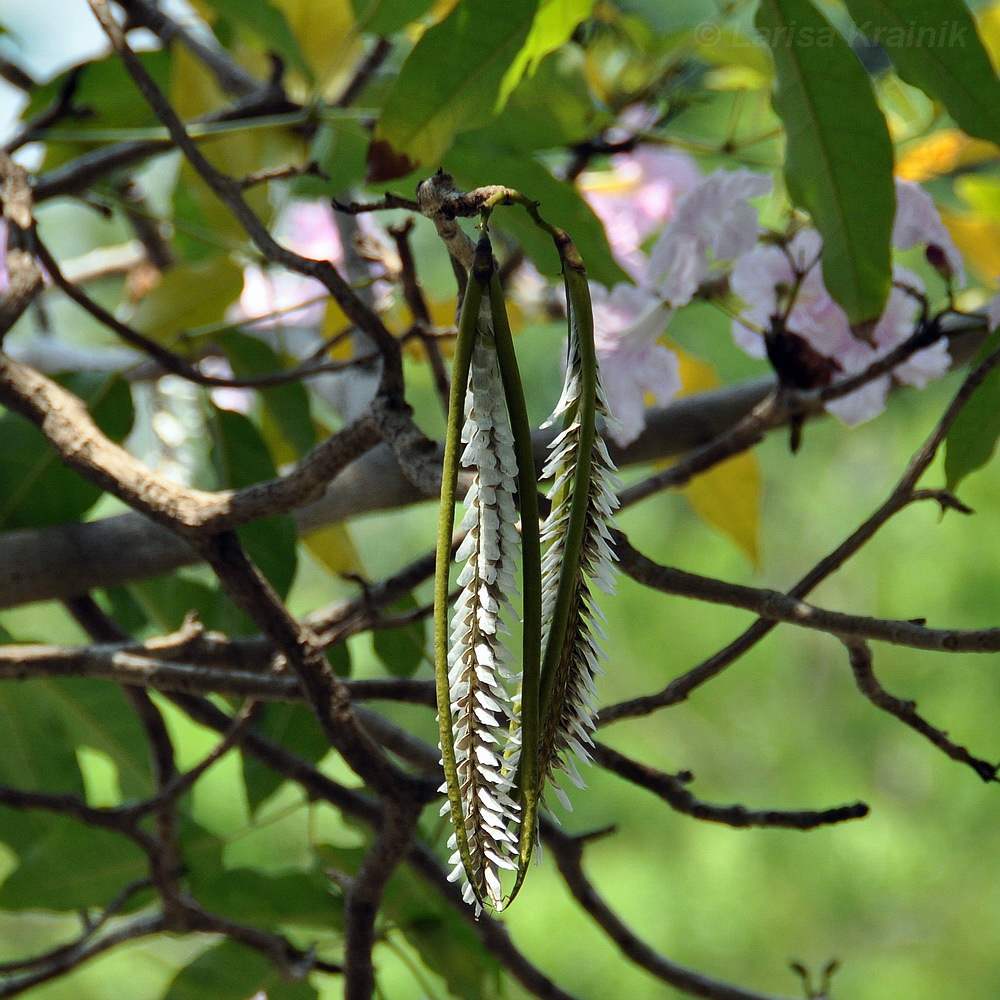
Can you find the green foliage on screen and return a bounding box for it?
[945,328,1000,489]
[367,0,540,181]
[372,593,426,677]
[756,0,895,325]
[207,405,299,600]
[352,0,434,35]
[241,703,329,811]
[0,822,147,911]
[842,0,1000,146]
[163,940,319,1000]
[0,374,133,531]
[219,330,316,458]
[6,0,1000,997]
[200,0,313,82]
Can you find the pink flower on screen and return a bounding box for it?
[580,146,701,279]
[893,179,965,286]
[234,200,346,328]
[648,167,773,305]
[730,231,950,425]
[591,283,680,446]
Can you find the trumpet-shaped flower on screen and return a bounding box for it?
[590,283,679,447]
[730,226,952,425]
[580,146,701,278]
[893,179,965,286]
[648,167,773,305]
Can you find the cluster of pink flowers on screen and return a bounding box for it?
[730,181,960,425]
[581,128,979,444]
[582,149,773,445]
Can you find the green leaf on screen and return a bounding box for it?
[163,939,319,1000]
[0,374,134,531]
[945,328,1000,490]
[242,703,328,811]
[218,330,316,459]
[317,845,501,999]
[131,573,224,634]
[756,0,894,325]
[129,255,245,344]
[372,594,426,678]
[207,406,299,600]
[353,0,433,35]
[194,867,342,928]
[367,0,539,182]
[46,679,154,799]
[843,0,1000,147]
[293,116,370,197]
[498,0,596,105]
[389,869,502,1000]
[200,0,313,82]
[24,52,171,171]
[0,682,85,802]
[445,140,628,287]
[483,47,610,152]
[0,821,147,911]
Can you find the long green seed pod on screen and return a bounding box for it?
[487,269,541,904]
[435,235,504,911]
[536,230,620,811]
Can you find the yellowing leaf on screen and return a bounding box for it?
[129,255,245,344]
[940,209,1000,284]
[670,347,762,566]
[896,128,999,182]
[271,0,361,93]
[976,1,1000,74]
[303,522,364,576]
[685,451,761,567]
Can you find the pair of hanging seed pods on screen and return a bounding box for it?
[434,224,620,912]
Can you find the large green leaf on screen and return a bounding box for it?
[482,48,610,153]
[319,844,501,1000]
[47,679,154,799]
[241,703,328,812]
[843,0,1000,147]
[194,867,342,928]
[163,939,318,1000]
[200,0,312,81]
[353,0,433,35]
[0,821,147,910]
[389,868,502,1000]
[756,0,894,325]
[207,406,299,600]
[218,330,316,459]
[945,328,1000,490]
[0,374,134,531]
[128,255,245,344]
[445,141,628,287]
[367,0,539,182]
[293,115,370,198]
[23,51,171,171]
[372,593,426,678]
[0,681,85,794]
[497,0,596,104]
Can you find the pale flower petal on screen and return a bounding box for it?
[892,179,965,286]
[648,167,772,304]
[580,145,701,275]
[591,283,678,446]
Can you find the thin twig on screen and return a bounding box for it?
[843,639,997,782]
[591,743,869,829]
